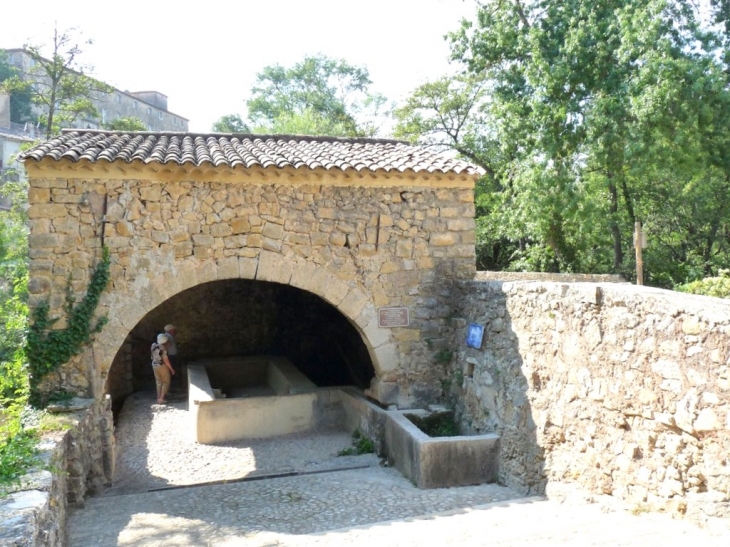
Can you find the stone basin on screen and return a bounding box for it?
[188,356,341,443]
[385,410,499,489]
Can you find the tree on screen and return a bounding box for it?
[103,116,147,131]
[211,114,249,133]
[3,26,112,139]
[257,107,355,136]
[394,74,495,173]
[246,54,390,137]
[0,50,33,124]
[435,0,730,280]
[394,73,522,270]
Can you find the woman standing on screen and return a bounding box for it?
[151,333,175,404]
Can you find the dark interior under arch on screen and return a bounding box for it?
[105,279,376,413]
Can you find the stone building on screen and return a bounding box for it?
[19,130,730,523]
[1,49,189,133]
[21,129,480,410]
[0,92,35,186]
[0,127,33,183]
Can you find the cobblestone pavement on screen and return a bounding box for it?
[69,467,526,546]
[67,390,730,546]
[68,473,730,547]
[105,391,370,495]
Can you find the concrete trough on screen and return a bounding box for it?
[188,356,342,444]
[385,411,499,489]
[188,363,499,489]
[335,389,500,489]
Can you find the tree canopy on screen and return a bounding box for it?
[103,116,147,131]
[396,0,730,285]
[211,113,249,133]
[214,54,389,138]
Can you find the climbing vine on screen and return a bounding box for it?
[26,247,110,406]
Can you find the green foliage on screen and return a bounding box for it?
[3,27,112,138]
[251,108,355,137]
[434,349,453,364]
[103,116,147,131]
[406,412,460,437]
[337,429,375,456]
[452,370,464,387]
[0,405,39,493]
[26,247,110,406]
[0,169,86,490]
[397,0,730,283]
[676,270,730,299]
[0,179,36,494]
[441,370,465,398]
[393,73,496,173]
[246,54,389,137]
[211,114,250,133]
[0,178,29,407]
[36,410,75,433]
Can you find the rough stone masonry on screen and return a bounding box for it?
[22,132,730,524]
[450,280,730,523]
[23,133,478,409]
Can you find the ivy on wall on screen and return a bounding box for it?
[26,247,110,406]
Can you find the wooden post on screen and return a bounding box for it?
[634,221,644,286]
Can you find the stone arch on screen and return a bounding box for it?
[97,251,399,400]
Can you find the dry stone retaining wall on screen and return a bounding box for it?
[26,173,475,407]
[0,398,113,547]
[452,280,730,522]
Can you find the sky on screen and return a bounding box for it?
[1,0,479,133]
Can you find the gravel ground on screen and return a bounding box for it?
[105,391,374,495]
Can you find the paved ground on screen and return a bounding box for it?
[104,391,366,495]
[67,390,730,546]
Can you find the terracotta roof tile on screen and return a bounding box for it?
[20,129,483,177]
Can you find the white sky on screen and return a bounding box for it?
[1,0,478,133]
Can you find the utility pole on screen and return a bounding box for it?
[634,221,645,285]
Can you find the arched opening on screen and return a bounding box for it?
[105,279,375,415]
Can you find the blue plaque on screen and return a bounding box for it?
[466,323,485,349]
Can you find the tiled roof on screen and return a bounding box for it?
[20,130,482,176]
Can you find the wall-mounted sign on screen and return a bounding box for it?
[378,307,410,328]
[466,323,485,349]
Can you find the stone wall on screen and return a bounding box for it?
[474,271,627,283]
[0,397,114,546]
[0,93,9,128]
[26,171,475,407]
[451,280,730,522]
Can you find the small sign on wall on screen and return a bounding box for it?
[378,307,410,328]
[466,323,485,349]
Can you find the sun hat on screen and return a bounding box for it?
[157,333,170,344]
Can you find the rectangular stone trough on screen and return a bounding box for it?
[188,365,499,489]
[188,356,341,444]
[335,389,500,490]
[384,410,500,489]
